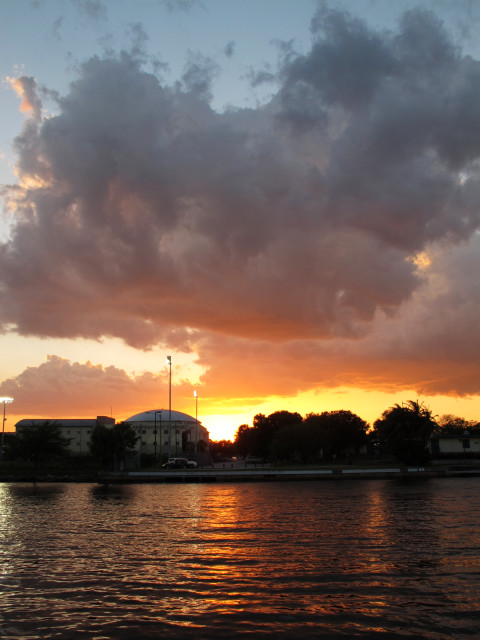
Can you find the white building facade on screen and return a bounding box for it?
[14,416,115,455]
[125,409,209,462]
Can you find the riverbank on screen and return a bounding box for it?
[1,462,480,483]
[97,463,480,483]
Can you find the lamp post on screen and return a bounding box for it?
[194,390,198,453]
[1,397,13,450]
[167,356,172,459]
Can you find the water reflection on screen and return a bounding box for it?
[6,481,66,501]
[89,483,134,502]
[0,479,479,639]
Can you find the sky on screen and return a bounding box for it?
[1,0,480,441]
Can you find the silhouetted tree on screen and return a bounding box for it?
[434,415,479,435]
[197,439,208,453]
[373,400,435,465]
[235,412,303,459]
[270,421,312,462]
[304,410,369,460]
[90,422,139,470]
[234,424,257,457]
[11,421,69,471]
[210,439,235,460]
[254,411,303,458]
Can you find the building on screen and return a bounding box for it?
[14,409,209,464]
[14,416,115,456]
[430,431,480,460]
[125,409,209,462]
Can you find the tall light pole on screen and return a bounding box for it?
[1,397,13,450]
[167,356,172,459]
[194,390,198,453]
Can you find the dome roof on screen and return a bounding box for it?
[126,409,197,423]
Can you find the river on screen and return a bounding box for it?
[0,477,479,639]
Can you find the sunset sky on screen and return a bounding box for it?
[1,0,480,441]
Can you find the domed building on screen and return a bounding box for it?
[125,409,209,462]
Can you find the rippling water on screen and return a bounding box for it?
[1,478,479,639]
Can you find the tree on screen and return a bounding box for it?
[90,422,139,470]
[11,421,69,471]
[270,422,312,462]
[234,412,303,459]
[209,439,235,461]
[434,415,479,435]
[234,424,258,457]
[373,400,436,465]
[255,411,304,458]
[304,410,369,460]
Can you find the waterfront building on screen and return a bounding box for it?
[14,416,115,456]
[430,431,480,460]
[14,409,209,463]
[125,409,209,463]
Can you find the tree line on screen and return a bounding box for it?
[210,401,480,466]
[3,400,480,471]
[2,421,139,472]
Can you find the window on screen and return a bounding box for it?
[153,429,157,434]
[164,441,168,446]
[463,439,471,449]
[164,429,168,435]
[142,430,147,434]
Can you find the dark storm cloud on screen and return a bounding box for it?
[2,5,480,395]
[182,53,219,98]
[279,7,480,250]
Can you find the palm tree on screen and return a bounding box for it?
[373,400,436,465]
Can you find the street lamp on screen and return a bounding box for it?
[167,356,172,459]
[1,397,13,449]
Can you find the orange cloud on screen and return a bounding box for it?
[7,76,42,120]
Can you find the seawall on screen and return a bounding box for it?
[97,465,480,483]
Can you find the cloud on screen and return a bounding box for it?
[0,355,163,417]
[1,5,480,403]
[159,0,202,12]
[73,0,107,21]
[6,76,42,121]
[224,41,235,58]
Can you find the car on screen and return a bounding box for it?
[245,456,264,464]
[162,458,197,469]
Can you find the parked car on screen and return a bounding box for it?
[162,458,197,469]
[245,456,264,464]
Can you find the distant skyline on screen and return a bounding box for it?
[1,0,480,440]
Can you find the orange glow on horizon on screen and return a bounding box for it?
[7,385,479,444]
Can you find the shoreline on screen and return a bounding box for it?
[1,463,480,483]
[97,464,480,483]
